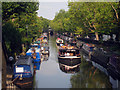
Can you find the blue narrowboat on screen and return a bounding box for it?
[26,47,41,70]
[30,43,40,48]
[12,56,35,88]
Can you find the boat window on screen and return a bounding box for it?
[59,40,62,42]
[59,49,79,56]
[76,50,79,54]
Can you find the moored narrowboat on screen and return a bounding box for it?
[12,56,35,88]
[30,43,40,48]
[91,48,110,69]
[26,48,41,70]
[40,42,49,55]
[58,46,81,66]
[107,54,120,80]
[34,40,41,45]
[41,46,49,55]
[82,43,94,55]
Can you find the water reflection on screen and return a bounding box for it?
[34,36,71,88]
[70,56,112,88]
[81,51,120,88]
[58,62,80,74]
[34,36,116,88]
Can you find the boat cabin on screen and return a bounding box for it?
[43,36,47,40]
[26,48,40,58]
[13,56,34,79]
[59,48,80,57]
[30,44,40,48]
[82,43,94,53]
[34,41,41,44]
[69,42,77,46]
[56,38,64,46]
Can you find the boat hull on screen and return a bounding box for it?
[56,43,63,46]
[58,56,81,66]
[13,76,34,89]
[91,55,109,69]
[107,63,120,80]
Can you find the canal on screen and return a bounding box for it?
[34,35,119,88]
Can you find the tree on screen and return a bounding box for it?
[2,2,39,55]
[68,2,119,41]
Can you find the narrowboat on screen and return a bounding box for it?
[40,43,49,54]
[58,46,81,66]
[41,54,49,61]
[41,34,48,44]
[107,54,120,80]
[34,40,41,45]
[56,38,64,46]
[43,32,47,36]
[42,38,48,44]
[30,43,40,49]
[91,48,110,69]
[41,46,49,55]
[12,56,34,88]
[43,35,48,40]
[82,43,94,55]
[26,48,41,70]
[69,40,77,46]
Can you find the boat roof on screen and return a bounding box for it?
[31,44,39,46]
[26,48,40,53]
[59,48,79,51]
[57,38,63,40]
[59,45,78,49]
[15,56,32,65]
[34,41,40,44]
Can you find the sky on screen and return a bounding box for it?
[37,0,69,20]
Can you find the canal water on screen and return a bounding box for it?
[34,35,119,88]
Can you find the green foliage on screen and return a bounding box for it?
[51,2,119,41]
[39,16,50,31]
[70,57,112,88]
[2,21,22,55]
[2,2,40,55]
[2,2,39,21]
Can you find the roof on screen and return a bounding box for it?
[15,56,32,65]
[31,44,39,46]
[26,48,40,54]
[59,48,79,52]
[59,46,78,50]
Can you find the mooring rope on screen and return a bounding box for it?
[6,76,19,86]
